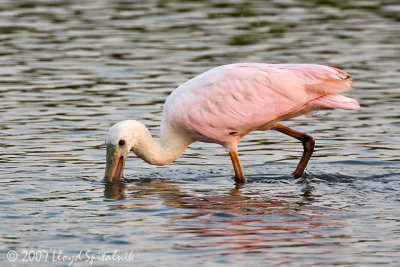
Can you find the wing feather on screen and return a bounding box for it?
[163,63,354,145]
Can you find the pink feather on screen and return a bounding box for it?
[164,63,358,150]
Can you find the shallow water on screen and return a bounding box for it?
[1,0,399,266]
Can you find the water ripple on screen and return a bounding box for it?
[1,0,400,265]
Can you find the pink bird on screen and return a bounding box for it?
[104,63,359,183]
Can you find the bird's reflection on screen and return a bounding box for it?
[103,177,339,255]
[104,181,126,200]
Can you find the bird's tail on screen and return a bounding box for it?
[310,94,360,110]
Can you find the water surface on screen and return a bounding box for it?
[0,0,399,266]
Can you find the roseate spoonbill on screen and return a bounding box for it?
[105,63,359,183]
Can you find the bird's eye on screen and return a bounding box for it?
[118,139,125,147]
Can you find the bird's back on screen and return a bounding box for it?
[162,63,354,148]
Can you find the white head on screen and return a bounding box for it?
[104,120,147,182]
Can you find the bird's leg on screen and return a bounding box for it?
[271,123,315,178]
[229,150,247,183]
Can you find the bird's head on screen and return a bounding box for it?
[104,120,144,183]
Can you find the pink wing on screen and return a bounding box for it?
[163,63,357,148]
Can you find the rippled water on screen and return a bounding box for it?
[1,0,399,266]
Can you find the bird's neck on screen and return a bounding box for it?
[131,122,194,166]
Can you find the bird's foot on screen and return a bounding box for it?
[234,175,247,184]
[293,168,312,179]
[293,169,304,179]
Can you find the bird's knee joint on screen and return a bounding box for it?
[302,135,315,150]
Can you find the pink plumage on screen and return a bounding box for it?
[164,63,359,150]
[105,63,359,183]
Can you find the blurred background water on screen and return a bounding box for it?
[0,0,399,266]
